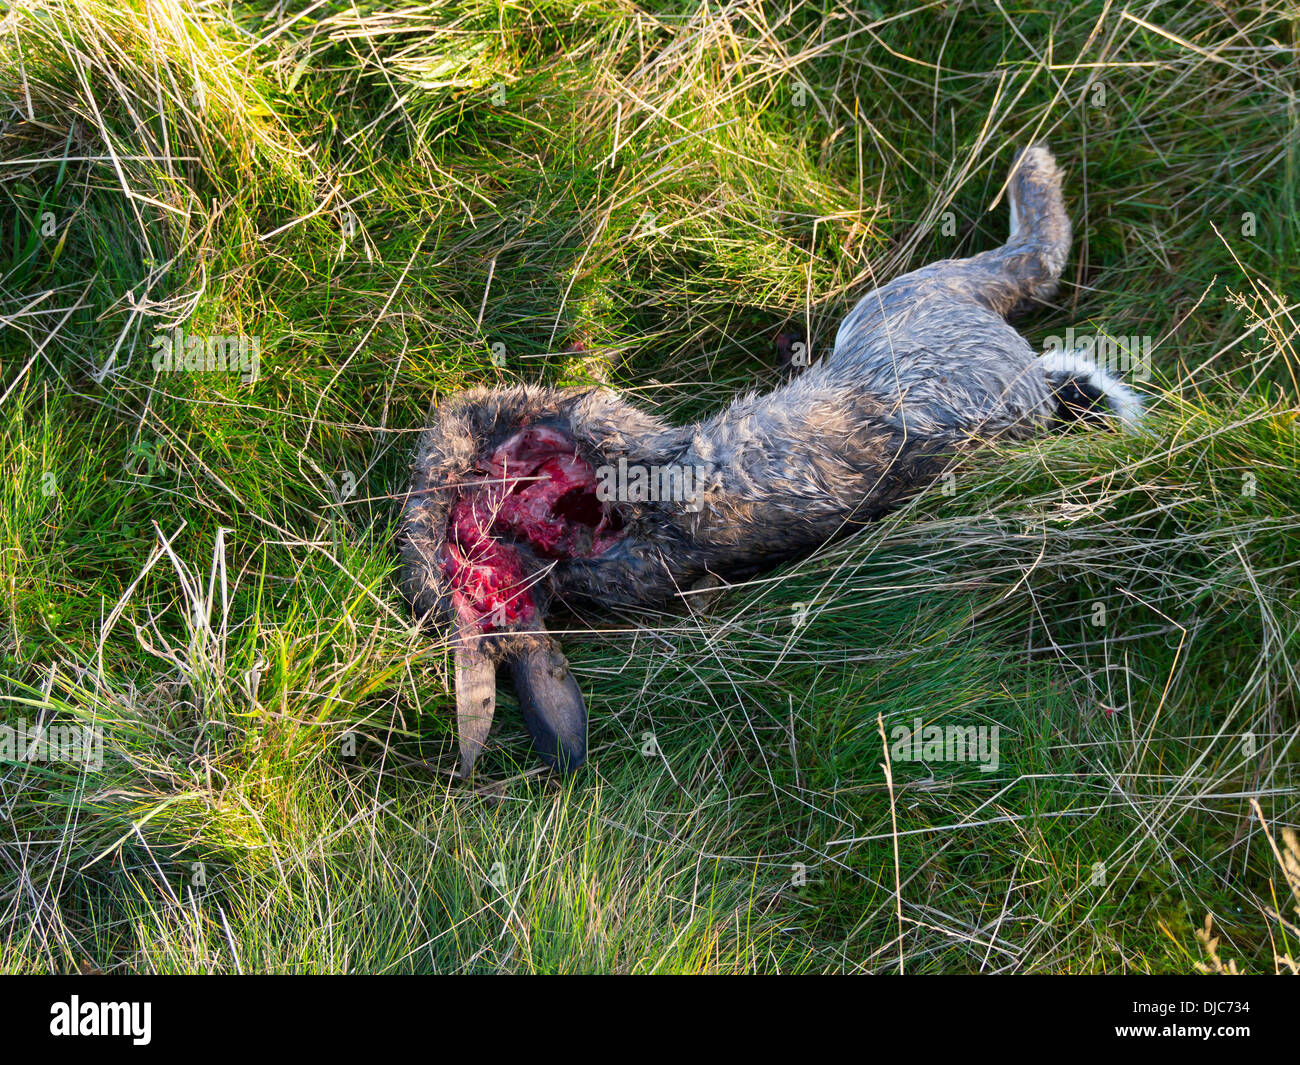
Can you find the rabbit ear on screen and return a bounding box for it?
[453,624,497,778]
[507,627,587,774]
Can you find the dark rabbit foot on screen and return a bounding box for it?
[773,324,810,373]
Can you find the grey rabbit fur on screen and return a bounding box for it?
[398,144,1144,777]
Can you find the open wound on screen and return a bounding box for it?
[441,426,624,630]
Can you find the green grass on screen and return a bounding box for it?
[1,0,1298,973]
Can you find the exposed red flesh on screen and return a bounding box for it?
[440,427,623,631]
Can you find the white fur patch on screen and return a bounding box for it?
[1039,348,1145,430]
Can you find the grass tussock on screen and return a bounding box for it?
[0,0,1298,972]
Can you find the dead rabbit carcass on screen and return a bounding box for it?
[399,145,1143,777]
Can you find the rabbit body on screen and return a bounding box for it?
[399,145,1141,774]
